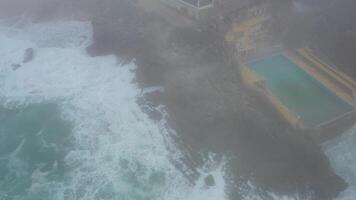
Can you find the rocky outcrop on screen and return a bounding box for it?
[86,1,348,199]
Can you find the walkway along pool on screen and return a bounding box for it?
[246,54,354,128]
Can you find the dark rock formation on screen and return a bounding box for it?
[87,0,146,61]
[23,48,34,63]
[86,1,348,199]
[11,64,22,70]
[205,174,215,187]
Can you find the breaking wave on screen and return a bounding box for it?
[324,125,356,200]
[0,19,351,200]
[0,21,227,200]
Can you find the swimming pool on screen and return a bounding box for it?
[247,54,354,127]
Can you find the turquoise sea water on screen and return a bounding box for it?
[248,54,354,127]
[0,19,354,200]
[0,21,228,200]
[0,103,72,199]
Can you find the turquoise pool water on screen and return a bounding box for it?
[248,54,354,127]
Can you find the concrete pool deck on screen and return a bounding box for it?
[285,49,356,108]
[241,52,356,130]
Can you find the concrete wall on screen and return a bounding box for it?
[240,64,303,129]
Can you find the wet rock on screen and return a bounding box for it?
[23,48,34,63]
[11,64,22,70]
[147,109,163,121]
[87,0,146,59]
[204,174,215,187]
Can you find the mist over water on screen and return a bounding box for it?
[0,18,318,200]
[0,21,228,200]
[0,1,355,199]
[324,126,356,200]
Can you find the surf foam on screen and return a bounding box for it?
[0,21,228,200]
[323,125,356,200]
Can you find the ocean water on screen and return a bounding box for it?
[0,20,353,200]
[324,125,356,200]
[0,21,227,200]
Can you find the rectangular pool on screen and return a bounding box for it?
[247,54,354,127]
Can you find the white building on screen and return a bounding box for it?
[161,0,214,19]
[161,0,250,20]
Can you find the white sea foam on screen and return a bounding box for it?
[1,19,340,200]
[238,125,356,200]
[0,21,228,200]
[237,181,313,200]
[323,125,356,200]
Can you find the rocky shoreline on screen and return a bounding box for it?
[88,2,346,199]
[125,2,348,199]
[0,0,348,199]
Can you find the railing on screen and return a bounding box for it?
[178,0,213,10]
[318,109,356,141]
[317,109,356,129]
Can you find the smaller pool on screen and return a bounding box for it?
[247,54,354,127]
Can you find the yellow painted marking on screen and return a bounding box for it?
[233,16,268,33]
[298,48,356,90]
[303,48,356,87]
[240,64,302,128]
[226,16,269,48]
[285,52,356,107]
[240,64,264,84]
[267,89,302,128]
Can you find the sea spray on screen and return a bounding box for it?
[0,19,330,200]
[0,20,229,200]
[324,125,356,200]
